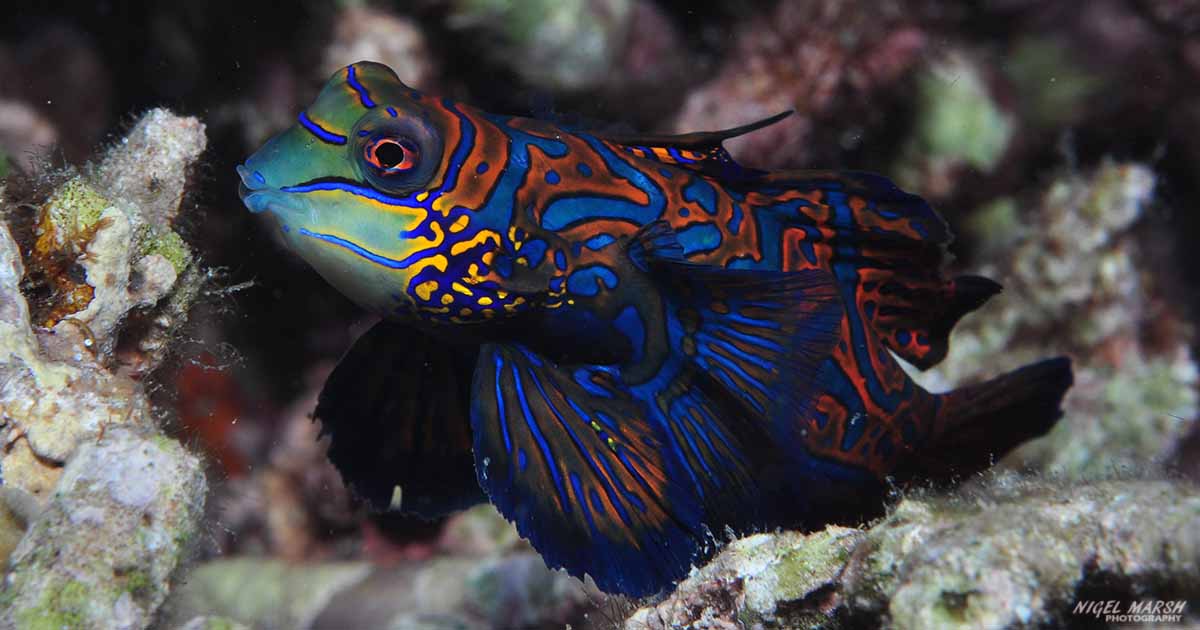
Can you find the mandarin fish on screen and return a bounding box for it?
[237,62,1074,596]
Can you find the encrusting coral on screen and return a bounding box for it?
[0,108,209,630]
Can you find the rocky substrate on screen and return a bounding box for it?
[625,476,1200,630]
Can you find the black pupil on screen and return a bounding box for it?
[376,141,407,168]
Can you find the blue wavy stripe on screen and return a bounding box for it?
[346,65,377,108]
[298,111,347,145]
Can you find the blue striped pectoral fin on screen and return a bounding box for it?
[470,342,706,597]
[640,361,784,530]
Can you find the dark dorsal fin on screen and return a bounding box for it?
[600,111,793,150]
[598,112,793,180]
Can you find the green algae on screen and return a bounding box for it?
[39,177,111,243]
[135,224,192,274]
[15,580,90,630]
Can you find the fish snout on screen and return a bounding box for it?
[236,164,274,214]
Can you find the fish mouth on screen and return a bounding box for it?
[237,164,296,215]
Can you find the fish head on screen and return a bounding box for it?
[237,62,455,315]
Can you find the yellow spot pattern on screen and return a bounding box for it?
[414,280,439,301]
[450,229,501,256]
[408,254,449,275]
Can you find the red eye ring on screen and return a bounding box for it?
[364,137,419,173]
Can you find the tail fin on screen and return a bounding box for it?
[900,357,1074,481]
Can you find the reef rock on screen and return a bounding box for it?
[1,108,205,509]
[0,107,209,629]
[625,476,1200,630]
[0,427,206,630]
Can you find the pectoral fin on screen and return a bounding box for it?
[630,221,844,444]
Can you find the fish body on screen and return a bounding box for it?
[239,62,1073,596]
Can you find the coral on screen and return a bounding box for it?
[625,476,1200,629]
[0,426,207,630]
[1,109,207,507]
[90,108,205,230]
[0,220,152,499]
[17,108,206,365]
[0,107,209,629]
[907,161,1198,477]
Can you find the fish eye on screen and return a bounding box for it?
[365,137,420,173]
[352,109,442,195]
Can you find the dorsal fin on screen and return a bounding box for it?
[599,111,793,180]
[600,111,793,150]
